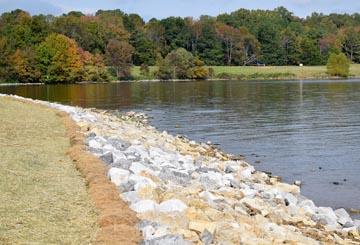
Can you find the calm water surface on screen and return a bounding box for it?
[1,80,360,215]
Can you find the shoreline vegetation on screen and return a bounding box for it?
[2,94,359,244]
[1,65,360,85]
[2,8,360,84]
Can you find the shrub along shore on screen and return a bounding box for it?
[2,94,359,244]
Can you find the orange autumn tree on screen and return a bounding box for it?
[10,48,41,83]
[36,34,83,83]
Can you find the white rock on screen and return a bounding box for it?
[199,191,218,202]
[108,168,130,186]
[130,162,154,175]
[157,199,188,213]
[94,136,107,145]
[241,188,258,198]
[130,200,158,213]
[240,167,254,179]
[103,144,116,152]
[88,139,102,149]
[142,226,170,240]
[334,208,352,226]
[129,174,157,191]
[121,191,140,204]
[281,192,298,206]
[314,207,339,229]
[200,172,225,190]
[299,199,316,215]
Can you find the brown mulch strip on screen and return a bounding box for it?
[58,111,141,245]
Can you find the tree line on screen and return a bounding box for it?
[1,7,360,83]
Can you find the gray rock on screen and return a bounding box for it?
[159,167,191,186]
[196,167,220,174]
[200,229,214,245]
[87,132,96,138]
[100,151,113,164]
[89,147,103,155]
[343,221,354,228]
[224,165,237,173]
[137,220,161,230]
[108,137,131,150]
[111,158,132,169]
[141,235,190,245]
[118,180,135,192]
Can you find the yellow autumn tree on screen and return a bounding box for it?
[37,34,83,83]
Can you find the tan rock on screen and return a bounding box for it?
[273,182,300,194]
[189,221,217,234]
[174,228,200,243]
[188,198,208,209]
[204,207,224,221]
[137,186,159,201]
[186,207,210,222]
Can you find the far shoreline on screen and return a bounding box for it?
[1,76,360,87]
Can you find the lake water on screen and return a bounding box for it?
[1,80,360,216]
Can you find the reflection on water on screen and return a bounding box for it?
[1,80,360,215]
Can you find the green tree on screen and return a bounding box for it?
[299,36,323,65]
[157,48,194,79]
[36,34,83,83]
[130,31,157,65]
[157,48,208,79]
[327,53,350,77]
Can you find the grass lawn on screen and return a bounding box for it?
[131,64,360,80]
[209,64,360,79]
[0,97,98,244]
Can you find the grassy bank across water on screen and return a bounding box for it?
[0,97,98,244]
[131,64,360,81]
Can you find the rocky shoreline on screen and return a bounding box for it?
[2,94,360,244]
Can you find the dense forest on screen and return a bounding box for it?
[1,7,360,83]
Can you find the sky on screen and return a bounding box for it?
[1,0,360,20]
